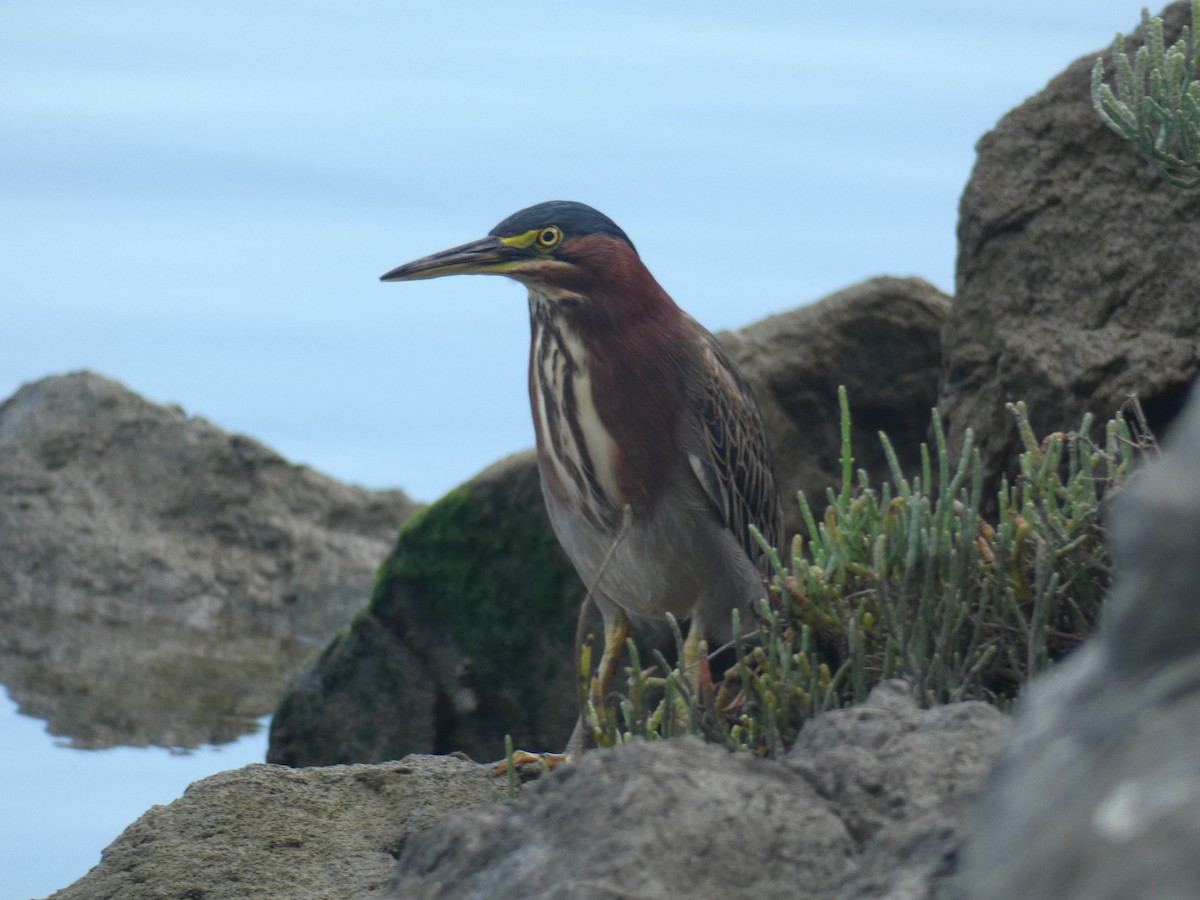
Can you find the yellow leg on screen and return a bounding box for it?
[591,611,631,709]
[494,611,631,775]
[667,620,709,734]
[681,618,706,698]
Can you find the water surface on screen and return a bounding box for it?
[1,691,268,900]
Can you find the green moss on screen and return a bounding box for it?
[373,479,579,708]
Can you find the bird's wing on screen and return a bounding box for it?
[687,336,784,571]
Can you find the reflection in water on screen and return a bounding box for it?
[0,604,324,750]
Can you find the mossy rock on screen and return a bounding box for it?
[269,451,586,765]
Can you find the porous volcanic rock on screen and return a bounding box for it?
[47,685,1005,899]
[388,683,1005,899]
[48,756,498,900]
[941,2,1200,491]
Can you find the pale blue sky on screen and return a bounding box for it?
[0,2,1160,896]
[2,1,1148,502]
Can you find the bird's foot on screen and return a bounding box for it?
[490,749,573,777]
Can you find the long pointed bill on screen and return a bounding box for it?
[380,236,514,282]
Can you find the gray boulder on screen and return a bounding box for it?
[940,2,1200,491]
[957,384,1200,898]
[792,682,1006,899]
[389,683,1005,899]
[0,371,416,749]
[48,755,498,900]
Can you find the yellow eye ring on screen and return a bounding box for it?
[536,225,563,248]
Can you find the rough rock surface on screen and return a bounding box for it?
[0,371,417,748]
[389,683,1006,899]
[49,755,499,900]
[941,2,1200,491]
[791,682,1006,898]
[268,451,592,766]
[957,385,1200,899]
[271,278,949,766]
[722,275,949,537]
[49,686,1003,899]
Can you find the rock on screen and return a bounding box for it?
[47,685,1004,899]
[271,280,950,766]
[267,451,590,766]
[957,384,1200,899]
[941,2,1200,491]
[390,738,857,900]
[721,276,950,537]
[791,682,1006,898]
[388,683,1006,899]
[48,755,499,900]
[0,371,417,749]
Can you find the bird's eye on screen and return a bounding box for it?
[536,226,563,248]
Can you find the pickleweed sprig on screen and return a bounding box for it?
[585,390,1155,758]
[1092,0,1200,187]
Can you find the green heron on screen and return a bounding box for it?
[381,201,782,757]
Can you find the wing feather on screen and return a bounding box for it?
[690,336,783,571]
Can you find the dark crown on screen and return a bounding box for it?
[489,201,636,252]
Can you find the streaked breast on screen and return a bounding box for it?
[529,297,622,532]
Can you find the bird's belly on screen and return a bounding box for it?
[543,479,763,638]
[546,498,690,621]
